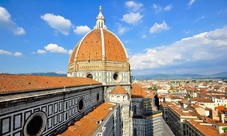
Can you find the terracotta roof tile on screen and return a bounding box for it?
[179,98,190,104]
[110,85,128,94]
[0,74,101,93]
[149,91,155,98]
[168,102,200,117]
[160,102,167,108]
[131,83,147,98]
[202,116,219,123]
[170,94,181,99]
[58,102,115,136]
[187,120,221,136]
[191,97,213,103]
[216,123,227,126]
[215,106,227,111]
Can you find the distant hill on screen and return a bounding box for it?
[8,71,227,80]
[26,72,67,77]
[133,72,227,80]
[209,72,227,77]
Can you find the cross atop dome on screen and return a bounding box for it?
[94,6,107,29]
[99,6,102,12]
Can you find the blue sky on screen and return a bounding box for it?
[0,0,227,75]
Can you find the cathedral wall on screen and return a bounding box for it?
[0,85,103,136]
[68,61,129,72]
[69,70,131,86]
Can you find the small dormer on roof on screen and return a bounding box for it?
[94,6,107,29]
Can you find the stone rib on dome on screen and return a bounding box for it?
[69,42,80,64]
[104,30,127,61]
[77,29,102,61]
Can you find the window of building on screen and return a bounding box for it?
[117,96,120,101]
[96,93,99,101]
[111,95,115,101]
[113,73,118,80]
[113,72,122,82]
[78,98,84,111]
[87,73,93,79]
[133,105,137,114]
[133,128,137,136]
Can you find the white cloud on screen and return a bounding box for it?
[0,6,25,35]
[41,13,72,35]
[0,49,13,55]
[188,0,195,6]
[117,23,130,35]
[130,27,227,71]
[153,4,162,13]
[37,50,47,54]
[0,49,23,56]
[14,52,23,56]
[194,16,205,22]
[56,71,66,74]
[68,49,73,55]
[42,43,72,55]
[125,1,143,12]
[149,21,169,34]
[121,12,143,25]
[44,43,68,53]
[153,4,172,13]
[205,27,227,40]
[142,34,146,38]
[124,40,132,44]
[0,7,11,21]
[73,25,91,35]
[164,4,173,11]
[14,27,26,35]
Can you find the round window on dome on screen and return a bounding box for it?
[113,72,122,82]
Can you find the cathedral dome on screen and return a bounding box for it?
[68,6,131,85]
[69,6,128,65]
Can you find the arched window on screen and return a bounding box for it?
[117,96,120,101]
[111,95,115,101]
[87,73,93,79]
[123,95,127,101]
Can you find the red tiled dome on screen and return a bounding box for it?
[69,29,128,64]
[69,6,128,65]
